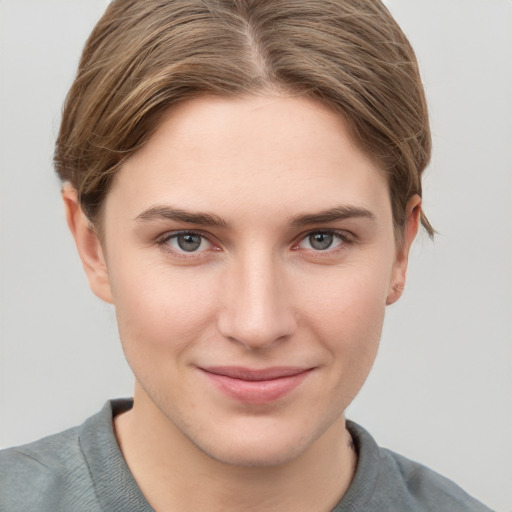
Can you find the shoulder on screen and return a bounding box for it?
[0,423,100,511]
[379,447,493,511]
[342,421,494,512]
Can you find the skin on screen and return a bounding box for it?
[63,94,420,512]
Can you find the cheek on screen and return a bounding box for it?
[110,260,220,362]
[301,259,391,335]
[299,265,390,393]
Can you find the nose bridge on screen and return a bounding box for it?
[217,247,296,349]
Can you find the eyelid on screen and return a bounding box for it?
[155,228,356,259]
[292,229,355,251]
[157,229,219,257]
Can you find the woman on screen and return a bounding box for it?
[0,1,494,510]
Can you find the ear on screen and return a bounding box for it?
[62,183,114,304]
[386,195,421,305]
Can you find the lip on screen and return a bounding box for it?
[199,366,314,404]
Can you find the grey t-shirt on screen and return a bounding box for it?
[0,399,492,511]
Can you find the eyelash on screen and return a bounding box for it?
[293,230,353,254]
[156,230,216,259]
[156,229,354,259]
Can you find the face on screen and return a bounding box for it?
[70,95,418,467]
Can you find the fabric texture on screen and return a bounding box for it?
[0,399,493,512]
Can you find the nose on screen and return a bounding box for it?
[216,251,297,350]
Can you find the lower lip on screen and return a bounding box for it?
[200,369,313,404]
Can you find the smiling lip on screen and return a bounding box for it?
[199,366,313,404]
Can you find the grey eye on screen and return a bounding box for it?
[308,232,334,250]
[176,233,203,252]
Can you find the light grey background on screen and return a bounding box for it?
[0,1,511,510]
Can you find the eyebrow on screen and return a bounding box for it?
[135,205,231,228]
[288,205,376,227]
[135,204,375,229]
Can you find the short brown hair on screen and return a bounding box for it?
[54,0,433,237]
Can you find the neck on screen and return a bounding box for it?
[114,387,357,512]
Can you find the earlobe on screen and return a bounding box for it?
[62,183,114,304]
[386,195,421,306]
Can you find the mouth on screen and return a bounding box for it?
[198,366,314,404]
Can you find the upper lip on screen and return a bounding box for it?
[200,366,312,381]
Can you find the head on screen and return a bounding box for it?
[57,0,432,467]
[55,0,432,242]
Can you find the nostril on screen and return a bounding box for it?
[216,259,297,349]
[216,300,297,350]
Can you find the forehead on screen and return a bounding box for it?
[107,94,391,225]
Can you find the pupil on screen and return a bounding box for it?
[178,234,201,252]
[310,232,333,250]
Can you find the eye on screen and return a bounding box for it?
[159,231,213,254]
[297,231,346,251]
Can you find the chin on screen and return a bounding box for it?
[183,414,336,468]
[196,434,311,468]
